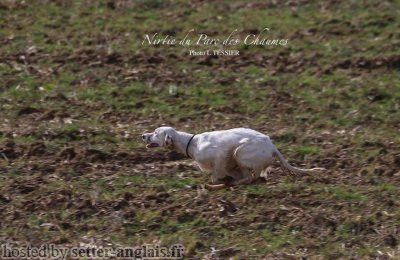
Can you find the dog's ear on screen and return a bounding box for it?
[164,134,173,146]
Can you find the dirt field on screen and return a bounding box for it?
[1,0,400,258]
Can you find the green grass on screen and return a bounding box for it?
[261,229,298,252]
[326,186,366,201]
[295,145,320,156]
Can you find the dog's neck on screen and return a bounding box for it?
[173,131,196,157]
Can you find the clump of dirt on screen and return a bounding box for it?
[0,140,22,159]
[331,55,400,71]
[17,107,42,116]
[27,142,47,157]
[58,147,77,160]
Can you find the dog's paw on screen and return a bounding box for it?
[205,183,226,190]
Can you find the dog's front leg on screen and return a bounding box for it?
[205,158,230,190]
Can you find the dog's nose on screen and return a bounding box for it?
[142,134,146,140]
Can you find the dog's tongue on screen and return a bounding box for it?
[146,143,159,148]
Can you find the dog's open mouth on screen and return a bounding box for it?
[146,143,159,148]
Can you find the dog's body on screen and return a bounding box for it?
[142,127,323,187]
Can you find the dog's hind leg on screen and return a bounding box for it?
[232,167,263,186]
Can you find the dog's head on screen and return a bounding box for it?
[142,126,176,148]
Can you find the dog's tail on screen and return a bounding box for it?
[273,148,324,175]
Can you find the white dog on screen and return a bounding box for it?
[142,126,324,189]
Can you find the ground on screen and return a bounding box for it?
[0,0,400,258]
